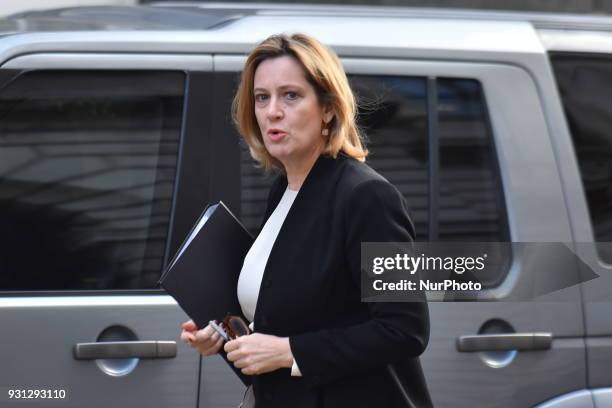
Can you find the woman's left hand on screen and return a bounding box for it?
[224,333,294,375]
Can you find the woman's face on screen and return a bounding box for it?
[253,55,332,167]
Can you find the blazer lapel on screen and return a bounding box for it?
[260,175,288,229]
[259,154,340,229]
[252,154,342,325]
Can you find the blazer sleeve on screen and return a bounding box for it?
[288,178,430,388]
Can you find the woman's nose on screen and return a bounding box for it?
[266,97,283,120]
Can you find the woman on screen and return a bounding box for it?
[181,33,431,408]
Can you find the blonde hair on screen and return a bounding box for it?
[232,33,368,172]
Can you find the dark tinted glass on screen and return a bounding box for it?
[437,78,508,242]
[240,147,276,234]
[551,54,612,263]
[0,70,185,291]
[436,78,509,287]
[351,75,429,239]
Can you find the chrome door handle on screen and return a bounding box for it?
[73,341,177,360]
[456,333,552,352]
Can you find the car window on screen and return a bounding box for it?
[351,76,429,239]
[551,53,612,264]
[437,78,508,242]
[240,148,277,235]
[0,70,185,291]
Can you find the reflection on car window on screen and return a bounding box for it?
[552,53,612,264]
[438,78,508,242]
[0,70,185,291]
[351,75,429,240]
[437,78,510,287]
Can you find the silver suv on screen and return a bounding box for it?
[0,4,611,407]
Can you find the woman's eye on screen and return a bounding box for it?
[255,94,268,102]
[286,91,298,100]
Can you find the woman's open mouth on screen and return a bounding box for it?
[267,129,287,142]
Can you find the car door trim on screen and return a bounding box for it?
[1,53,212,71]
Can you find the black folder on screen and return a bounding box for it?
[158,201,254,329]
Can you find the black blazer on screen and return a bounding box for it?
[221,153,431,408]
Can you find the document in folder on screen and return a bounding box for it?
[158,202,254,329]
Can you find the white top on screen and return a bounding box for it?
[237,186,302,376]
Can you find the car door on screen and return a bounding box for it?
[543,30,612,407]
[211,52,587,407]
[0,52,214,407]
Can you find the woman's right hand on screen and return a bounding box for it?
[180,319,224,356]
